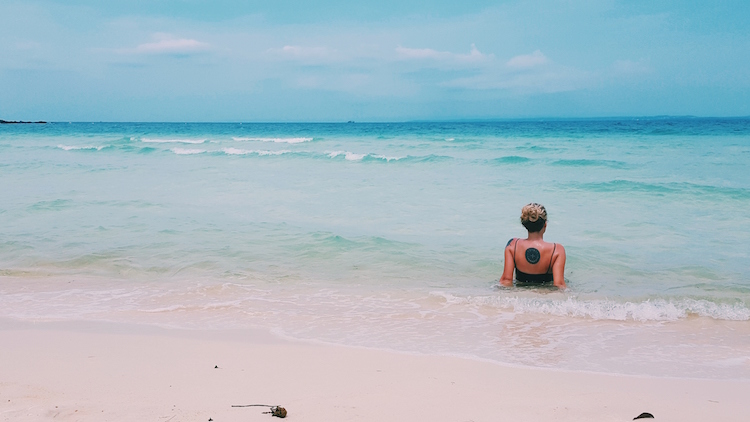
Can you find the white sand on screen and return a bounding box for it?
[1,319,747,422]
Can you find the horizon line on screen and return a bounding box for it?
[5,115,750,124]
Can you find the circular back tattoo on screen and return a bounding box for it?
[525,247,541,264]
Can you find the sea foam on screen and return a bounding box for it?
[370,154,405,162]
[222,148,292,156]
[141,138,206,144]
[328,151,366,161]
[432,293,750,322]
[58,145,108,151]
[172,148,206,155]
[232,137,312,144]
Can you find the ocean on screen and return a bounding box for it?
[1,119,749,379]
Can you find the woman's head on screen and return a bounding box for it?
[520,203,547,232]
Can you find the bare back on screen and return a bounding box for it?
[500,238,566,288]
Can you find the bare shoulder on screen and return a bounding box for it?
[553,243,566,256]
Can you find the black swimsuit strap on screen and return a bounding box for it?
[547,243,556,273]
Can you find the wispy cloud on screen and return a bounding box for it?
[396,44,488,63]
[443,70,588,93]
[506,50,548,69]
[121,34,210,55]
[267,45,336,60]
[443,51,589,94]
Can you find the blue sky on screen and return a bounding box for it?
[1,0,749,121]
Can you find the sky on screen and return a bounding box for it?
[1,0,749,122]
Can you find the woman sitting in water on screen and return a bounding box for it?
[500,203,566,289]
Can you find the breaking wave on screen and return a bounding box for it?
[432,293,750,322]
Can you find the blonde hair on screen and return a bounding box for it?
[520,203,547,223]
[520,203,547,232]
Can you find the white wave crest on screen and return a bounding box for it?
[222,148,291,156]
[141,138,206,144]
[371,154,405,161]
[327,151,404,162]
[172,148,206,155]
[259,150,291,156]
[432,293,750,322]
[223,147,250,155]
[328,151,366,161]
[232,137,312,144]
[58,145,108,151]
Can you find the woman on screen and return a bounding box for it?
[500,203,566,289]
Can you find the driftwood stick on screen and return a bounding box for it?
[231,404,275,407]
[232,404,287,418]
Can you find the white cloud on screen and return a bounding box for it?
[396,46,442,59]
[125,34,209,55]
[506,50,548,69]
[268,45,335,60]
[433,49,589,94]
[443,64,589,94]
[396,44,487,63]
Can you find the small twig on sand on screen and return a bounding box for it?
[232,404,273,407]
[232,404,287,418]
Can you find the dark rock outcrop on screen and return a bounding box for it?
[0,120,47,124]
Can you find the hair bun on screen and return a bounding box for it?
[521,203,547,223]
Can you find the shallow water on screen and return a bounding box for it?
[1,119,749,378]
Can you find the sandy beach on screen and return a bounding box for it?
[1,319,746,422]
[4,0,750,418]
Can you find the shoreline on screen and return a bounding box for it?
[1,319,747,421]
[1,273,749,381]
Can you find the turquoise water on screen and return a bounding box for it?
[1,119,749,378]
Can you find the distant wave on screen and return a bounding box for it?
[172,148,206,155]
[141,138,206,144]
[327,151,449,163]
[516,145,556,152]
[56,142,451,164]
[490,155,531,165]
[648,128,680,135]
[551,159,628,168]
[232,137,312,144]
[571,180,750,199]
[328,151,366,161]
[58,144,109,151]
[573,180,674,195]
[27,199,74,212]
[433,293,750,322]
[222,148,292,156]
[369,154,406,162]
